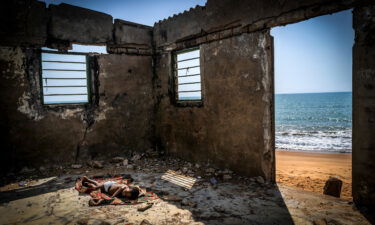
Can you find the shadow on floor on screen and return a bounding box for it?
[0,175,79,204]
[134,169,296,225]
[1,170,370,225]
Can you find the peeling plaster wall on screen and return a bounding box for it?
[0,46,154,172]
[84,54,154,159]
[0,47,85,171]
[152,0,375,207]
[353,5,375,208]
[154,32,275,179]
[0,1,155,173]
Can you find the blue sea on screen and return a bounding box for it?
[275,92,352,153]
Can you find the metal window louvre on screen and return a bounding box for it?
[175,48,202,101]
[41,51,90,105]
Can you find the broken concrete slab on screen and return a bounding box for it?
[323,177,343,198]
[114,19,153,46]
[0,0,48,46]
[48,3,113,44]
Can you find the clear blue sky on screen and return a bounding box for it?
[271,10,353,94]
[39,1,353,95]
[39,0,207,26]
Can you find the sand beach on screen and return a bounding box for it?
[276,150,352,200]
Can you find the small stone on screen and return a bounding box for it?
[223,174,232,180]
[90,161,103,169]
[76,218,89,225]
[213,205,226,213]
[19,181,28,187]
[140,219,152,225]
[222,169,233,174]
[323,177,342,198]
[255,176,265,184]
[20,167,35,174]
[110,157,124,163]
[147,150,159,158]
[210,177,218,185]
[182,167,188,173]
[181,198,197,207]
[206,168,215,173]
[162,195,182,201]
[127,164,134,169]
[122,159,128,166]
[138,203,153,212]
[195,163,201,169]
[313,219,327,225]
[39,166,46,171]
[71,164,82,169]
[132,154,142,161]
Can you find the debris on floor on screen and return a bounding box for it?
[0,153,371,225]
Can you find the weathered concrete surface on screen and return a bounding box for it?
[155,32,274,180]
[1,0,375,214]
[353,5,375,210]
[49,3,113,44]
[0,0,48,47]
[114,19,153,46]
[84,54,154,158]
[0,156,370,225]
[0,47,154,173]
[0,47,85,172]
[153,0,374,47]
[0,1,115,47]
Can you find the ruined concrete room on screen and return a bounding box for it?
[0,0,374,224]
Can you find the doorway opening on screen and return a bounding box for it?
[271,9,353,200]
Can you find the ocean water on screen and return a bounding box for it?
[275,92,352,152]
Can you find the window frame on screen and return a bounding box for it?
[172,47,204,107]
[40,49,92,106]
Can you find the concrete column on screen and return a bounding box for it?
[352,6,375,208]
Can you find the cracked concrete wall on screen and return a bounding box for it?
[154,32,275,180]
[0,46,154,173]
[152,0,375,206]
[83,54,154,160]
[0,0,155,173]
[0,47,86,171]
[353,5,375,208]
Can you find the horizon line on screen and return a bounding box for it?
[275,91,352,95]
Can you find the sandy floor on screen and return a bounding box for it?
[0,153,367,225]
[276,150,352,200]
[0,171,369,225]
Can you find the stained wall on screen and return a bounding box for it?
[154,32,275,180]
[0,0,375,209]
[0,1,154,172]
[353,5,375,208]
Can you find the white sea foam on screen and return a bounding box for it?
[275,92,352,153]
[275,129,351,152]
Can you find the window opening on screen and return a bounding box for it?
[175,48,202,101]
[41,51,89,104]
